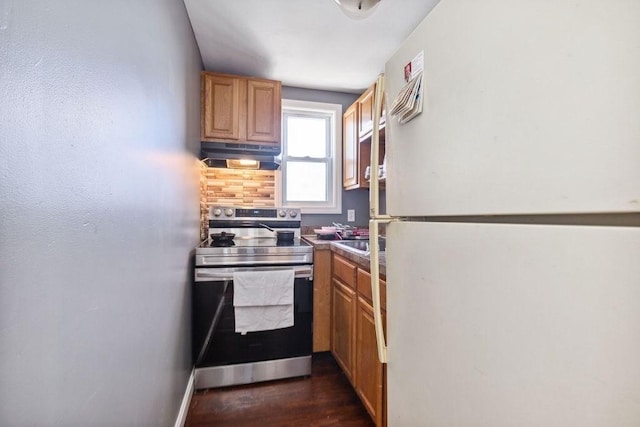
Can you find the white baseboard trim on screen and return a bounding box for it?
[174,368,195,427]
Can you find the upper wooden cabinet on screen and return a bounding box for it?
[246,79,281,143]
[343,80,386,190]
[201,71,281,146]
[202,74,242,141]
[357,83,386,142]
[343,135,386,191]
[343,103,358,188]
[358,86,375,139]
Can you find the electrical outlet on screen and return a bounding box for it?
[347,209,355,222]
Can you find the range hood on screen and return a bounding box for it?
[200,141,281,170]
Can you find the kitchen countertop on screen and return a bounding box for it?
[302,235,386,277]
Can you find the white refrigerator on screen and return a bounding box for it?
[367,1,640,425]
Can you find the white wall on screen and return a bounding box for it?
[0,0,202,425]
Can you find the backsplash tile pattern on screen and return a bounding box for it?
[203,167,276,208]
[199,161,209,240]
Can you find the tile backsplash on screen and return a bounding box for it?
[199,162,209,240]
[202,167,276,207]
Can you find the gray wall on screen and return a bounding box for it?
[282,86,372,227]
[0,1,202,426]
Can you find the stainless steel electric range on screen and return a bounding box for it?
[193,206,314,389]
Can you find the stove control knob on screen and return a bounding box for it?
[212,208,222,217]
[278,210,286,218]
[224,208,234,217]
[289,210,298,218]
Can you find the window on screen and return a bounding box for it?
[277,99,342,214]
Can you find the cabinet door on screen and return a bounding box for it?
[357,268,387,310]
[247,79,281,144]
[331,278,356,385]
[358,86,374,140]
[201,73,241,141]
[343,103,358,188]
[356,297,384,426]
[333,254,357,288]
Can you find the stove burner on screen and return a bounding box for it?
[210,240,235,248]
[210,231,236,247]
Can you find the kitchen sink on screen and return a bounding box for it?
[333,238,386,254]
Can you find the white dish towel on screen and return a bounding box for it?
[233,269,295,335]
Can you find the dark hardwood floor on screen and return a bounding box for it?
[185,352,375,427]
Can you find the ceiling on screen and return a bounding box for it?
[183,0,440,94]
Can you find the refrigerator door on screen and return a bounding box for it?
[384,0,640,217]
[386,221,640,426]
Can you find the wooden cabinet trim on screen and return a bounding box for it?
[313,249,332,352]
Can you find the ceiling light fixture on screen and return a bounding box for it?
[334,0,381,19]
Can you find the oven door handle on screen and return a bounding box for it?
[195,266,313,281]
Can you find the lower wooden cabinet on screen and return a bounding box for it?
[331,278,356,384]
[331,253,386,426]
[355,297,384,426]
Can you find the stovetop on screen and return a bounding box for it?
[196,205,313,266]
[198,237,311,249]
[195,237,313,267]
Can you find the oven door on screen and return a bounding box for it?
[193,265,313,369]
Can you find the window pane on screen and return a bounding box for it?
[286,162,327,202]
[286,116,327,158]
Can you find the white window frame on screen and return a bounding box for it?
[276,99,342,214]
